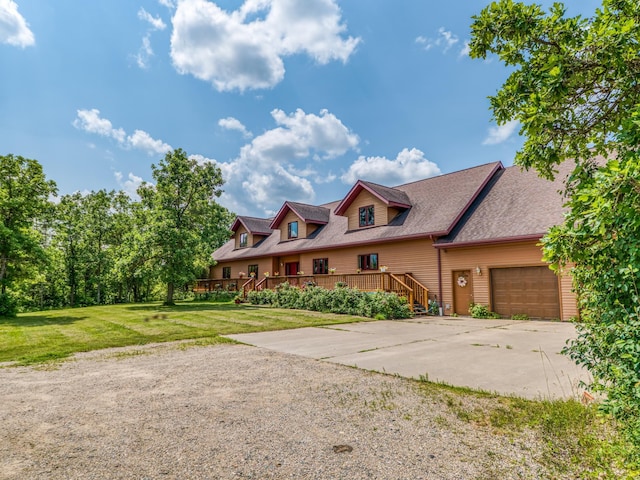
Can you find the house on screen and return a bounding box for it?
[207,161,577,320]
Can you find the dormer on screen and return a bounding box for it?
[269,201,330,242]
[230,216,273,249]
[334,180,412,230]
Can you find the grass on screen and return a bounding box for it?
[2,300,638,477]
[0,299,368,365]
[415,378,639,479]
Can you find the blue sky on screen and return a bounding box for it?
[1,0,599,217]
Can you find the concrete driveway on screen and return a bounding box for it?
[227,316,590,400]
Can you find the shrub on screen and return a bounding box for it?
[469,303,500,319]
[428,299,440,315]
[0,292,18,317]
[511,313,530,321]
[246,284,412,320]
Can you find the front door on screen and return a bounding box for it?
[285,262,299,276]
[453,270,473,315]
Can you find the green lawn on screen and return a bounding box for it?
[0,300,368,365]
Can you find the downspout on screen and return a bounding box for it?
[432,235,444,316]
[437,245,443,316]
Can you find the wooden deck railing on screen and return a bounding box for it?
[193,278,241,293]
[195,272,430,313]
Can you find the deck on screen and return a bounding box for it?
[194,272,430,313]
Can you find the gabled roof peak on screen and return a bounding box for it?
[231,216,273,236]
[269,201,330,230]
[334,180,412,216]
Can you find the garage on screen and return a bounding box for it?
[490,266,560,319]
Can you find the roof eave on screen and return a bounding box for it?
[434,234,544,249]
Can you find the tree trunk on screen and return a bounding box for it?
[0,255,7,292]
[166,282,175,305]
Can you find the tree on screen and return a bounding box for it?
[111,193,159,303]
[470,0,640,450]
[139,148,233,305]
[470,0,640,178]
[0,154,57,315]
[55,193,88,307]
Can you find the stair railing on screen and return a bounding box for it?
[404,274,429,311]
[389,274,414,312]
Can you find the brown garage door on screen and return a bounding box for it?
[490,266,560,319]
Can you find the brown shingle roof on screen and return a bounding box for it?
[213,162,503,262]
[269,201,330,229]
[436,162,571,247]
[231,216,273,236]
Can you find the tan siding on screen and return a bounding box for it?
[343,191,389,230]
[210,259,273,279]
[234,225,253,249]
[387,207,400,222]
[440,241,577,320]
[252,234,266,246]
[279,211,308,242]
[296,238,438,292]
[559,265,579,320]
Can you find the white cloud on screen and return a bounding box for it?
[416,27,459,54]
[459,40,470,57]
[75,107,359,216]
[415,36,430,50]
[115,171,144,198]
[134,34,154,68]
[159,0,176,8]
[73,109,173,156]
[215,108,358,214]
[73,109,126,143]
[218,116,253,138]
[239,108,359,164]
[438,28,458,52]
[133,8,168,69]
[170,0,360,91]
[341,148,441,185]
[127,130,173,155]
[138,7,167,30]
[482,120,519,145]
[0,0,34,47]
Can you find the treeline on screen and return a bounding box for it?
[0,150,234,316]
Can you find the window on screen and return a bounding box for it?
[358,253,378,271]
[248,264,258,277]
[222,267,231,279]
[313,258,329,274]
[359,205,375,227]
[288,221,298,239]
[239,232,248,247]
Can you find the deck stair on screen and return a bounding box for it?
[413,302,428,316]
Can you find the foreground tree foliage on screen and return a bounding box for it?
[471,0,640,454]
[139,148,233,305]
[470,0,640,179]
[0,155,57,316]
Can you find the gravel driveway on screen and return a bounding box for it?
[1,342,550,479]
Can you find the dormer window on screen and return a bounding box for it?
[359,205,375,227]
[288,221,299,239]
[239,232,248,247]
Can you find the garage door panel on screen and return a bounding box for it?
[491,267,560,319]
